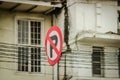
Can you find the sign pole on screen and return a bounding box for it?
[45,26,63,80]
[54,63,59,80]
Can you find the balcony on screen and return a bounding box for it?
[74,31,120,46]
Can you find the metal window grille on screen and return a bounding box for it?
[92,47,104,77]
[118,11,120,34]
[17,19,41,72]
[118,0,120,6]
[118,48,120,77]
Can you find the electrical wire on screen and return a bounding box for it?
[0,50,119,65]
[0,50,119,64]
[0,42,119,71]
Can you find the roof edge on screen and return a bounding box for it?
[0,0,62,7]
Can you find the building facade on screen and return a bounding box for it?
[57,0,120,80]
[0,0,120,80]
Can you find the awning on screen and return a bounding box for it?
[0,0,62,14]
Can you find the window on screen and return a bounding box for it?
[17,19,42,72]
[118,0,120,6]
[118,48,120,77]
[118,11,120,34]
[92,47,104,77]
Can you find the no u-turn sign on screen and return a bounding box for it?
[45,26,63,66]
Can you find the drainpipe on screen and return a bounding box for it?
[62,0,71,80]
[63,0,70,50]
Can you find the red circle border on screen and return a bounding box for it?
[45,26,63,66]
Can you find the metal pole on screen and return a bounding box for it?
[54,63,59,80]
[64,52,67,80]
[62,0,71,79]
[64,46,71,80]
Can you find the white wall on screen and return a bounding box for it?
[96,2,117,33]
[104,47,119,78]
[72,44,92,79]
[76,3,96,32]
[68,0,118,41]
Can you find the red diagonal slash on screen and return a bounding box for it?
[47,36,59,55]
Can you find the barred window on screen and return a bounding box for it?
[92,47,104,77]
[118,48,120,77]
[118,11,120,34]
[118,0,120,6]
[17,19,42,72]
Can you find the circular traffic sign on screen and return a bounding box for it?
[45,26,63,66]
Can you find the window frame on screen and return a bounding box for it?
[15,16,45,74]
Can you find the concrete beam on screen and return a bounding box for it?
[9,3,21,11]
[0,0,62,7]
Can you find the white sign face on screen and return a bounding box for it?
[47,31,60,60]
[45,26,63,66]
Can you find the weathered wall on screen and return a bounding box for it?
[69,41,120,80]
[56,0,120,80]
[68,0,118,41]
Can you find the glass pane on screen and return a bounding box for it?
[38,28,41,33]
[92,56,100,61]
[18,47,28,72]
[35,67,37,72]
[17,20,29,44]
[31,67,33,72]
[38,22,41,28]
[35,28,37,32]
[30,47,41,72]
[30,21,41,45]
[38,34,41,39]
[35,61,37,65]
[93,70,101,75]
[35,34,37,38]
[25,66,28,71]
[38,67,41,72]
